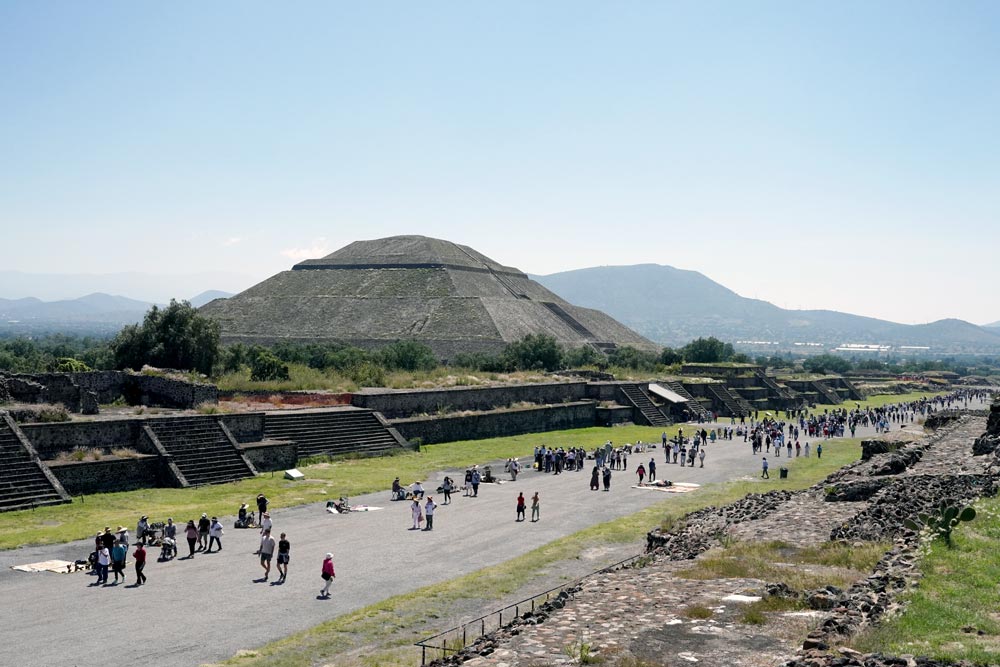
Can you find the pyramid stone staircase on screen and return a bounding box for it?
[0,415,71,512]
[811,381,844,406]
[618,384,671,426]
[147,417,256,486]
[752,369,798,402]
[662,381,711,420]
[839,377,866,401]
[705,383,751,417]
[263,408,410,459]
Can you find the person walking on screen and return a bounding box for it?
[276,533,290,582]
[197,513,210,551]
[761,457,769,479]
[410,498,423,530]
[590,465,600,491]
[648,458,656,482]
[423,497,436,531]
[531,492,540,522]
[516,492,526,521]
[259,529,276,581]
[636,463,646,486]
[96,544,110,584]
[206,517,223,553]
[442,476,453,505]
[804,442,810,457]
[319,553,336,598]
[698,447,706,468]
[110,539,127,583]
[133,542,147,586]
[471,468,481,497]
[184,520,198,558]
[256,493,269,519]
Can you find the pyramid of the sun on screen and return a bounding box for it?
[201,235,658,357]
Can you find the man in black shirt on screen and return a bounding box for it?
[197,513,210,551]
[276,532,290,582]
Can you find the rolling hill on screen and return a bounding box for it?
[533,265,1000,353]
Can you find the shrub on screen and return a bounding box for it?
[249,351,291,382]
[503,334,563,372]
[377,341,438,372]
[111,300,221,375]
[350,361,386,387]
[52,357,92,373]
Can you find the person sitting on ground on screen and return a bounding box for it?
[392,477,405,500]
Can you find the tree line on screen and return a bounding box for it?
[0,300,991,382]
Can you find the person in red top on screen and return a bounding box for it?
[320,553,336,598]
[133,543,147,586]
[515,493,526,522]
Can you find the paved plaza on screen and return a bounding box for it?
[1,406,976,667]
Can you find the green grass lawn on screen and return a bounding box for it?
[214,435,863,667]
[0,425,669,550]
[851,496,1000,664]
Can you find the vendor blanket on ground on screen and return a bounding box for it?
[11,559,76,574]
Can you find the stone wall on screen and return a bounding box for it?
[391,401,596,445]
[351,382,587,419]
[21,420,149,459]
[48,455,161,495]
[596,406,634,426]
[221,413,265,443]
[239,440,297,472]
[124,374,218,409]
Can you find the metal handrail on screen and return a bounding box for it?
[414,552,647,665]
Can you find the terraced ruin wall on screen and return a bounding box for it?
[391,401,596,445]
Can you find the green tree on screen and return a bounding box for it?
[607,346,660,371]
[659,347,682,365]
[802,354,852,374]
[681,337,734,363]
[563,345,602,368]
[503,334,563,371]
[377,341,438,372]
[110,300,221,375]
[249,349,290,382]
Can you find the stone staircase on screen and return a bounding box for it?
[148,417,256,486]
[839,377,866,401]
[0,416,70,512]
[705,383,750,417]
[662,381,711,420]
[752,369,798,402]
[811,380,844,405]
[263,408,408,459]
[618,384,671,426]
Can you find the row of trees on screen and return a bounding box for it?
[0,300,991,380]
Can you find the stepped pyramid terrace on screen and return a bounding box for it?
[199,235,658,358]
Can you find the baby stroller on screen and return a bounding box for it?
[159,537,176,561]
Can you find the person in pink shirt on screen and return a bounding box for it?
[320,553,336,598]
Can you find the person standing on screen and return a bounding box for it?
[256,493,269,520]
[602,466,612,492]
[516,492,526,522]
[648,458,656,482]
[197,513,210,551]
[96,544,111,584]
[590,465,600,491]
[163,518,177,545]
[471,468,481,497]
[410,498,423,530]
[531,492,540,522]
[761,457,769,479]
[207,517,223,553]
[441,476,453,505]
[259,529,276,581]
[184,520,198,558]
[804,442,810,457]
[136,516,151,545]
[510,458,520,481]
[636,463,646,486]
[133,542,147,586]
[319,553,336,598]
[816,442,822,459]
[276,533,290,582]
[110,539,127,584]
[423,497,436,531]
[698,447,706,468]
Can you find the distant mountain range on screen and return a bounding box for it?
[0,291,232,336]
[533,264,1000,354]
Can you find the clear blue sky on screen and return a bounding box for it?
[2,2,998,324]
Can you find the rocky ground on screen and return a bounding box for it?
[432,411,998,667]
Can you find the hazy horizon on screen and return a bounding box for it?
[2,2,998,325]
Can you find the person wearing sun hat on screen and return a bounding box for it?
[319,552,336,598]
